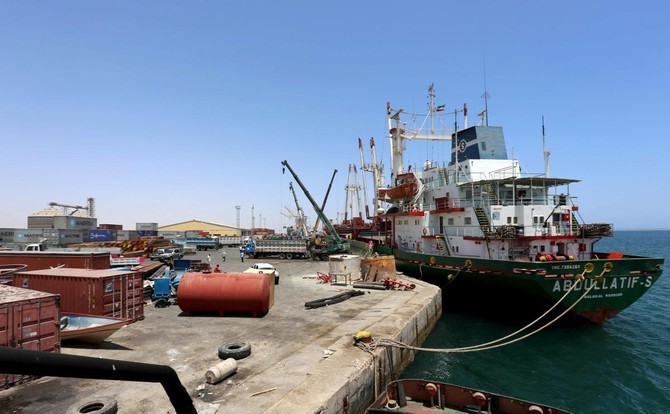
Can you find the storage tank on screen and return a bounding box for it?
[328,254,361,284]
[178,272,270,317]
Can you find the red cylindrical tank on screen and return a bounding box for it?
[177,272,270,317]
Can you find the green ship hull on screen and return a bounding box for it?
[374,243,663,324]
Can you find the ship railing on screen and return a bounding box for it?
[423,198,465,211]
[439,226,486,238]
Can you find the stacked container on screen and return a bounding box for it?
[0,285,60,388]
[14,268,143,322]
[0,251,110,272]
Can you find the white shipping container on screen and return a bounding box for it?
[116,230,130,241]
[158,231,184,238]
[14,230,44,244]
[58,230,84,245]
[54,216,97,230]
[136,223,158,231]
[0,228,17,244]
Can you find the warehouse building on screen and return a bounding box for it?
[158,220,250,238]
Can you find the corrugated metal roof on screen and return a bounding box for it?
[159,219,237,229]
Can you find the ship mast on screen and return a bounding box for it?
[386,84,452,180]
[387,102,405,178]
[428,82,436,134]
[369,137,384,214]
[358,138,372,219]
[542,116,551,177]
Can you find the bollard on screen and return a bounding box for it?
[205,358,238,384]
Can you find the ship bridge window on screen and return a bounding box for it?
[507,217,512,224]
[448,218,454,225]
[465,217,472,225]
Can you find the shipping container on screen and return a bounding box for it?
[58,229,84,245]
[14,230,44,244]
[0,264,28,285]
[54,216,97,230]
[14,268,143,322]
[85,229,114,242]
[0,228,17,244]
[0,285,60,388]
[158,231,184,238]
[0,252,110,271]
[116,230,130,241]
[136,223,158,232]
[98,224,123,230]
[136,230,158,237]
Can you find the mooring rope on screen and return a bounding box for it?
[357,267,607,354]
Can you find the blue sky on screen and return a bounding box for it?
[1,1,668,231]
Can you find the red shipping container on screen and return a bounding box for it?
[0,252,110,272]
[14,268,143,322]
[0,285,60,388]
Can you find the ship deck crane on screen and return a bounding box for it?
[281,160,349,254]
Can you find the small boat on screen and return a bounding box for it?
[366,379,572,414]
[383,172,419,200]
[60,313,131,344]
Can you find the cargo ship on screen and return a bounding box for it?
[358,84,664,324]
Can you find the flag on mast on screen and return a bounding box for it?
[435,104,446,112]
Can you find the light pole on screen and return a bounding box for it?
[235,205,241,236]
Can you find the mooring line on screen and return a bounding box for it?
[357,266,608,354]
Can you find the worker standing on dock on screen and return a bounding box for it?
[207,254,211,266]
[240,251,245,262]
[221,250,227,262]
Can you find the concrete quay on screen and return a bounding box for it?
[0,249,441,414]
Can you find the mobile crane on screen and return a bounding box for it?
[281,160,350,255]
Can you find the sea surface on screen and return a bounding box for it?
[401,230,670,413]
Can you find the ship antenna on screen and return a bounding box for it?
[481,56,490,126]
[542,116,551,177]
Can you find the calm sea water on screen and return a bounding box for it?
[402,230,670,413]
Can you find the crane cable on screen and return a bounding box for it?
[357,264,609,354]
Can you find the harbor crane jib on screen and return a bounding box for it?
[281,160,349,254]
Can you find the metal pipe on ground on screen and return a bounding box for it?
[352,282,387,290]
[0,347,196,414]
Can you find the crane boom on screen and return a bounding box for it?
[288,182,310,238]
[313,169,337,234]
[281,160,349,253]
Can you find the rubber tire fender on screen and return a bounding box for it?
[218,342,251,360]
[66,397,118,414]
